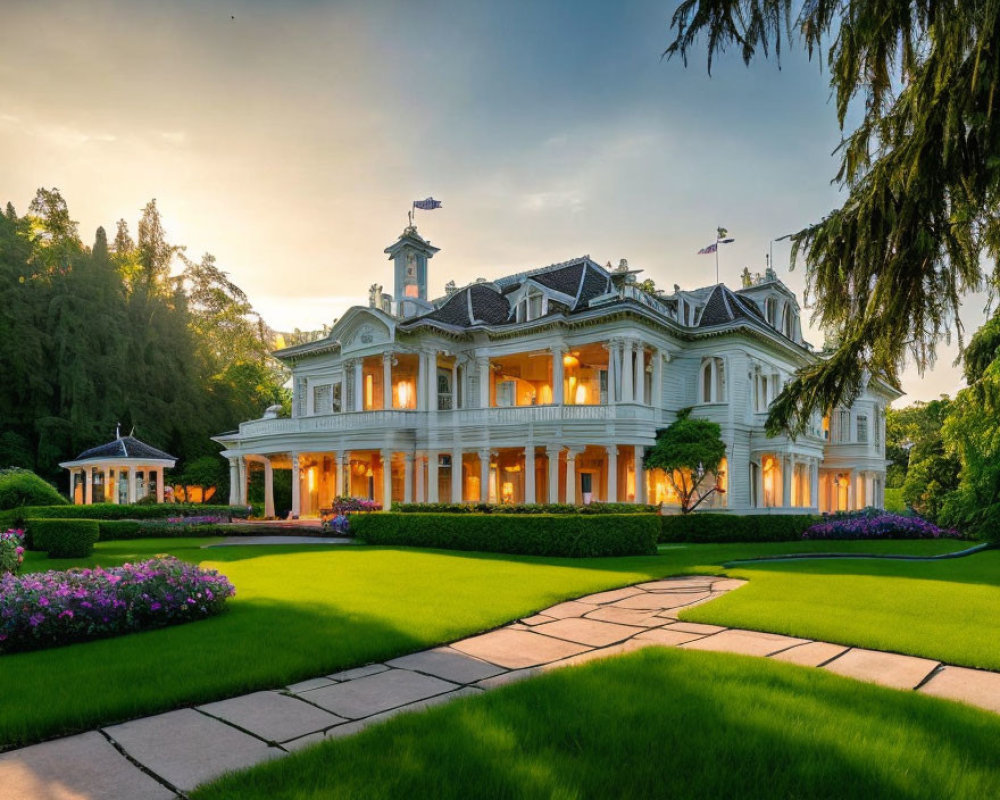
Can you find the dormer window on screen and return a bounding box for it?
[765,297,777,325]
[516,289,548,322]
[700,357,726,403]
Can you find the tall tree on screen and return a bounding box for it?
[644,408,727,512]
[666,2,1000,435]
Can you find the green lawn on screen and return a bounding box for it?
[0,537,986,751]
[193,648,1000,800]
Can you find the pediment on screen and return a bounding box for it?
[333,307,395,353]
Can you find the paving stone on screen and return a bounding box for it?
[0,731,174,800]
[919,665,1000,714]
[535,600,598,619]
[770,641,847,667]
[680,629,808,657]
[325,687,483,739]
[710,578,748,592]
[451,628,590,669]
[104,708,278,793]
[661,621,727,635]
[638,579,714,592]
[578,586,647,604]
[583,606,666,627]
[198,691,345,743]
[633,628,709,647]
[281,731,328,752]
[326,663,389,682]
[823,648,940,690]
[386,647,507,684]
[304,668,458,719]
[287,677,336,693]
[541,640,648,670]
[520,614,558,626]
[507,623,530,630]
[473,667,542,689]
[530,617,644,647]
[612,591,711,610]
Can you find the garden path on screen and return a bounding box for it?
[2,575,998,799]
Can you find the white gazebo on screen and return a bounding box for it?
[60,432,176,505]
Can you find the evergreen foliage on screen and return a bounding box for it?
[0,189,289,490]
[0,468,67,510]
[643,408,727,513]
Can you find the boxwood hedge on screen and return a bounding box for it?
[1,503,250,528]
[395,503,658,515]
[659,513,822,543]
[26,519,101,558]
[351,513,659,557]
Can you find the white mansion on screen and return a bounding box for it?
[214,226,899,517]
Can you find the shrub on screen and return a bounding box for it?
[883,488,907,513]
[803,511,963,540]
[395,503,658,515]
[0,468,66,510]
[1,529,25,575]
[2,503,250,528]
[98,519,229,541]
[0,556,236,654]
[26,519,100,558]
[351,513,659,557]
[659,514,822,543]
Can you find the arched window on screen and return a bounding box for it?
[700,357,726,403]
[764,297,777,325]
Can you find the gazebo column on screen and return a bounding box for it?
[263,458,275,518]
[156,468,165,504]
[291,453,301,518]
[84,468,93,505]
[228,459,239,505]
[127,467,137,504]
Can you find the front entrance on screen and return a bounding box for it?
[580,472,594,505]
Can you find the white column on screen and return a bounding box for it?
[353,359,364,411]
[416,353,428,411]
[85,468,93,505]
[339,374,347,413]
[810,459,819,509]
[451,448,463,502]
[403,453,414,504]
[477,357,491,409]
[551,348,564,405]
[228,459,239,505]
[451,361,459,409]
[336,451,348,498]
[383,353,393,410]
[633,445,646,503]
[415,453,426,502]
[291,453,301,518]
[127,467,137,504]
[611,341,623,403]
[381,450,393,511]
[755,461,764,508]
[524,444,536,504]
[782,455,793,508]
[634,347,645,404]
[652,350,663,410]
[427,351,438,414]
[847,470,855,510]
[263,458,275,518]
[546,445,561,503]
[565,448,579,505]
[606,446,618,502]
[621,340,634,403]
[479,448,491,503]
[427,450,439,503]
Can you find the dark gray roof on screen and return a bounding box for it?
[421,283,511,327]
[697,285,766,327]
[75,436,176,462]
[533,262,585,296]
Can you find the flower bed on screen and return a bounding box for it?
[0,556,235,654]
[1,530,25,575]
[803,512,962,540]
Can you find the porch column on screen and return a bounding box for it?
[381,450,393,511]
[427,351,438,414]
[227,459,239,505]
[846,470,855,510]
[263,458,275,518]
[451,447,463,502]
[382,353,393,410]
[415,452,426,502]
[755,461,764,508]
[782,455,793,508]
[477,357,491,409]
[606,446,618,502]
[336,451,348,497]
[634,347,645,404]
[427,450,439,503]
[810,459,819,508]
[84,468,93,505]
[291,452,301,518]
[403,452,414,504]
[611,340,623,403]
[622,340,635,403]
[551,347,565,405]
[353,359,364,411]
[451,361,459,410]
[546,445,561,503]
[524,444,536,504]
[633,445,646,503]
[651,350,663,410]
[127,467,137,504]
[479,448,491,503]
[565,448,580,505]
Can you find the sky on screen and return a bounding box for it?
[0,0,987,404]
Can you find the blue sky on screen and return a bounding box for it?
[0,0,981,402]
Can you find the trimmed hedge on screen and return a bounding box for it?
[0,469,67,510]
[395,503,660,515]
[352,513,659,557]
[26,519,100,558]
[1,503,250,528]
[97,520,232,541]
[660,514,822,543]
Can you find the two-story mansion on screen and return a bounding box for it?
[214,225,900,518]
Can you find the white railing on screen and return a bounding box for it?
[239,410,421,437]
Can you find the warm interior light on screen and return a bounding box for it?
[562,354,579,368]
[365,374,374,408]
[397,381,413,408]
[308,467,317,492]
[405,284,419,297]
[575,384,587,404]
[506,463,522,473]
[501,481,515,502]
[539,384,552,404]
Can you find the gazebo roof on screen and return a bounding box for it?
[73,435,177,463]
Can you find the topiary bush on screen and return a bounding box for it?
[352,513,659,557]
[659,514,822,543]
[0,468,67,510]
[25,519,100,558]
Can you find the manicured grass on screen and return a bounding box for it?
[0,537,980,751]
[683,549,1000,670]
[193,648,1000,800]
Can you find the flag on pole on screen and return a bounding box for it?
[697,243,718,255]
[413,197,443,210]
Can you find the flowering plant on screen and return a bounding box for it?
[803,512,961,540]
[331,497,381,514]
[0,529,25,575]
[0,556,235,654]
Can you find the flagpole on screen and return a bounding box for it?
[715,231,720,284]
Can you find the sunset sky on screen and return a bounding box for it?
[1,0,985,403]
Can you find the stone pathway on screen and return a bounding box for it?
[3,575,999,799]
